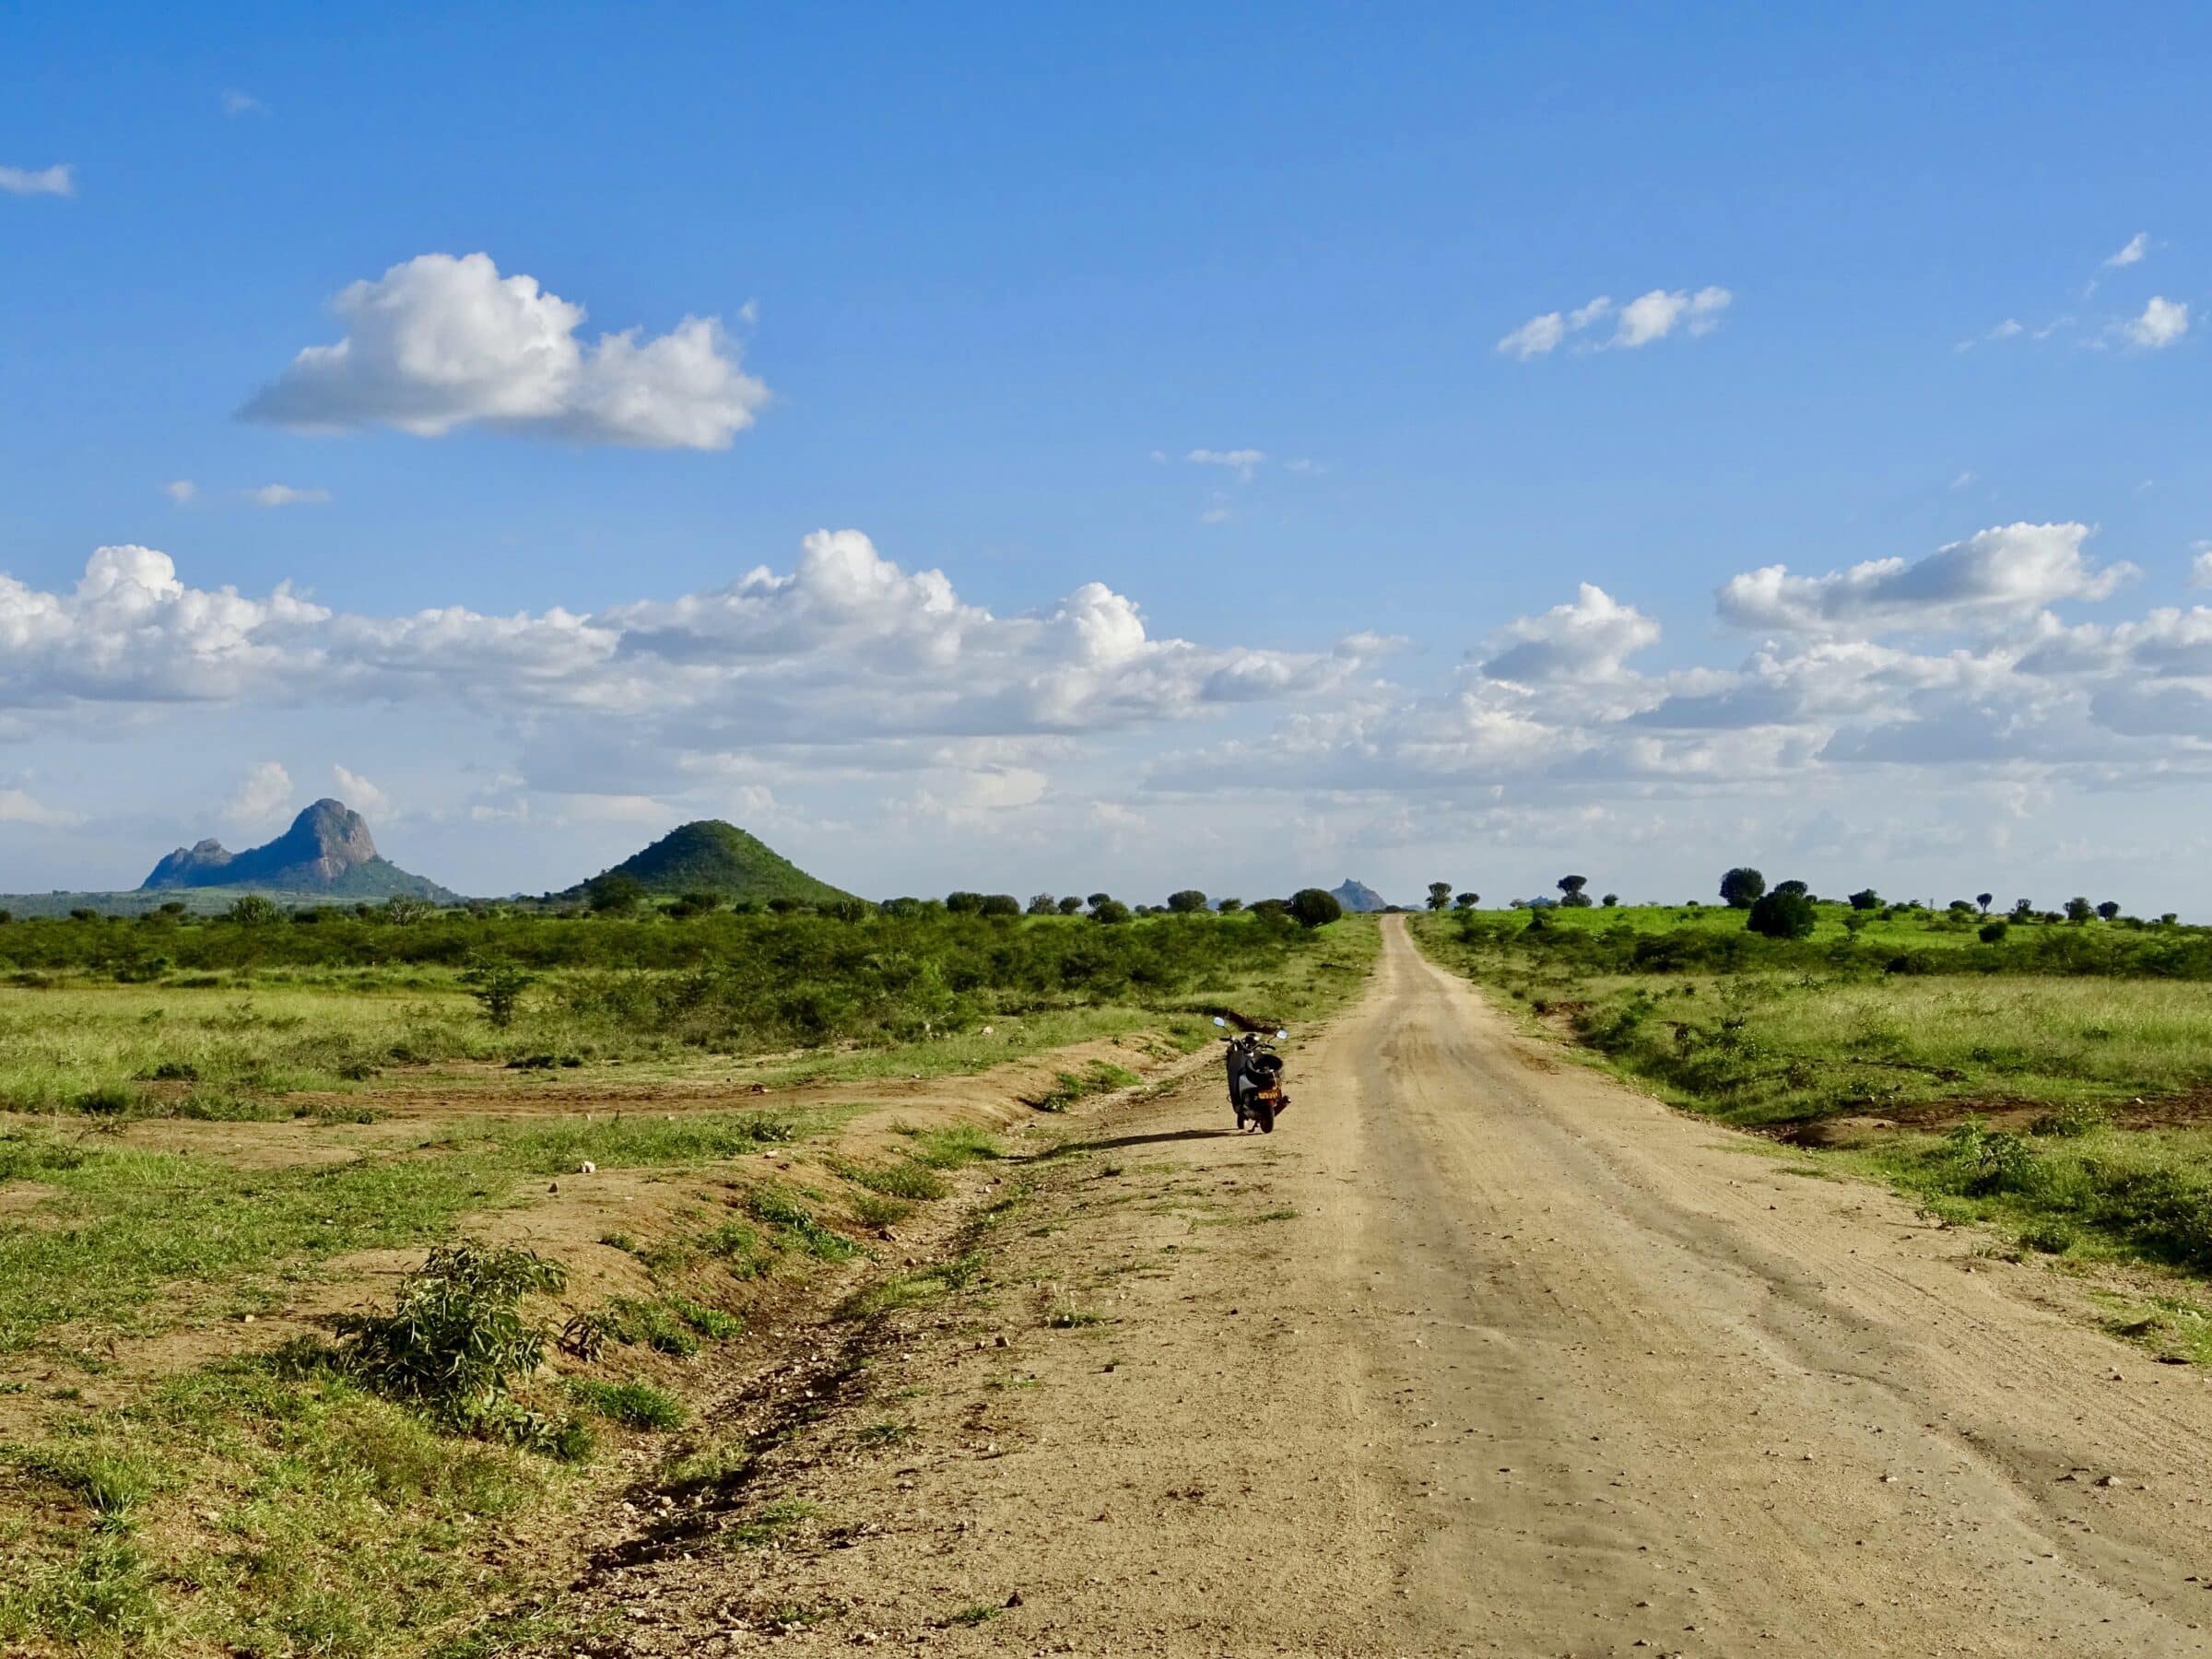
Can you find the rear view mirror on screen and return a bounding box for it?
[1212,1016,1227,1027]
[1276,1029,1288,1040]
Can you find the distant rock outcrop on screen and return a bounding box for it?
[140,799,453,900]
[1329,877,1390,913]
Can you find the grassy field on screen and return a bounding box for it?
[1411,901,2212,1344]
[0,906,1377,1656]
[0,903,1364,1113]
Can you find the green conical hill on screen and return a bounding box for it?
[582,821,853,904]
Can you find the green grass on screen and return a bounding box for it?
[1030,1060,1141,1112]
[1835,1118,2212,1276]
[600,1296,745,1358]
[2,1358,577,1657]
[745,1185,859,1261]
[898,1124,1004,1169]
[0,982,493,1112]
[0,907,1385,1653]
[833,1156,947,1200]
[1412,905,2212,1290]
[566,1379,686,1431]
[0,1109,821,1358]
[840,1250,988,1321]
[1414,911,2212,1128]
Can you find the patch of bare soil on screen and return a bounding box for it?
[265,1035,1186,1126]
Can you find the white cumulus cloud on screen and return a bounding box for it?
[2121,296,2189,349]
[240,253,770,449]
[0,534,1380,774]
[1612,286,1733,347]
[225,760,294,827]
[1479,584,1659,683]
[163,480,196,504]
[1716,523,2136,635]
[0,787,78,827]
[0,164,74,197]
[332,765,391,818]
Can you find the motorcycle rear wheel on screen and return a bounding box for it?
[1253,1099,1275,1134]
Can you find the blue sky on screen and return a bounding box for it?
[4,4,2211,909]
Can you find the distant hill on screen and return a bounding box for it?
[1330,877,1391,913]
[577,820,853,905]
[139,799,455,901]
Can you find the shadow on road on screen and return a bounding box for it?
[1032,1127,1241,1159]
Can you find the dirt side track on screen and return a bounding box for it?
[563,917,2212,1657]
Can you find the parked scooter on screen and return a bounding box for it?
[1213,1016,1290,1134]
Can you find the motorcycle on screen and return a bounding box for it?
[1214,1016,1290,1134]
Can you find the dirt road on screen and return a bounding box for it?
[581,916,2212,1656]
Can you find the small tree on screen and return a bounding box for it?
[1218,897,1243,912]
[585,873,643,915]
[1085,892,1112,912]
[2009,898,2034,922]
[1848,888,1881,911]
[1557,875,1592,908]
[1719,867,1767,910]
[1774,879,1809,900]
[1978,921,2009,945]
[382,894,432,925]
[1602,893,1618,907]
[979,893,1022,918]
[1027,893,1058,915]
[2096,900,2122,923]
[1746,890,1817,940]
[463,959,534,1028]
[766,896,807,914]
[945,891,986,914]
[1454,892,1479,910]
[1976,892,1994,915]
[228,893,281,928]
[1167,889,1208,913]
[1057,895,1084,914]
[1426,882,1453,912]
[1288,888,1344,929]
[1089,899,1132,924]
[2065,897,2094,924]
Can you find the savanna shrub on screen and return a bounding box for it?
[334,1241,570,1441]
[1746,891,1816,940]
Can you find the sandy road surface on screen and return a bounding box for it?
[579,917,2212,1657]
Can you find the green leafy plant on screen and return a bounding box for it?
[332,1241,571,1446]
